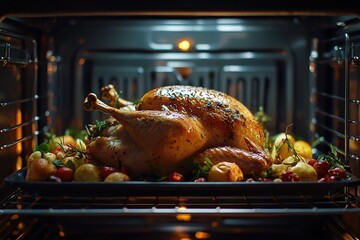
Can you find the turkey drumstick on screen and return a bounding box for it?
[84,93,207,176]
[101,84,133,109]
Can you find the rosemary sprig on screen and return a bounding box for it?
[318,144,344,169]
[254,106,271,127]
[86,120,110,138]
[254,106,272,150]
[282,124,304,165]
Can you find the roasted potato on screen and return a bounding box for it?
[74,164,101,182]
[207,162,243,182]
[104,172,130,182]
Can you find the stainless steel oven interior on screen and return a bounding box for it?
[0,2,360,239]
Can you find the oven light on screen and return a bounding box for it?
[17,222,24,230]
[177,40,191,51]
[78,58,85,65]
[195,231,211,239]
[176,214,192,221]
[59,230,66,237]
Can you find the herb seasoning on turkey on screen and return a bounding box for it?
[83,85,272,179]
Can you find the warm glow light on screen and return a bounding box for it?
[195,231,211,239]
[177,206,187,211]
[15,109,23,170]
[78,58,85,65]
[17,222,24,230]
[16,157,22,171]
[176,214,192,221]
[178,39,191,51]
[211,221,219,228]
[10,214,19,220]
[15,109,22,153]
[59,230,66,237]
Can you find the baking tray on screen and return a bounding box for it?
[4,168,360,197]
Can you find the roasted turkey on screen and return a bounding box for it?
[83,85,272,179]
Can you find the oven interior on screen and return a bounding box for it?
[0,6,360,240]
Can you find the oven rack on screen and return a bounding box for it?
[0,29,37,66]
[311,32,360,178]
[1,185,360,239]
[1,186,359,217]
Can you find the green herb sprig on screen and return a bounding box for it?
[254,106,272,150]
[281,124,304,166]
[192,157,214,179]
[318,144,344,169]
[86,120,110,138]
[34,142,50,157]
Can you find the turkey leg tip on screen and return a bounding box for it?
[83,93,99,111]
[101,84,115,100]
[101,84,133,108]
[83,93,114,116]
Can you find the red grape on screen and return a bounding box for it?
[314,160,329,179]
[326,175,338,182]
[55,167,74,182]
[99,166,117,180]
[120,166,129,175]
[306,159,317,167]
[281,171,300,182]
[328,168,347,180]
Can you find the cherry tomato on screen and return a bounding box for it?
[99,166,117,180]
[50,148,63,156]
[167,172,183,181]
[55,167,74,182]
[281,171,300,182]
[328,168,347,180]
[326,175,339,182]
[313,160,329,179]
[318,175,341,182]
[306,159,317,167]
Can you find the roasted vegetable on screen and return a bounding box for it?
[74,164,101,182]
[207,162,243,182]
[289,161,318,181]
[271,133,296,163]
[104,172,130,182]
[26,152,57,182]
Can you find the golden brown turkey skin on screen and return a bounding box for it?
[84,85,270,178]
[137,85,265,150]
[193,141,272,176]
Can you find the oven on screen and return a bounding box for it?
[1,1,360,239]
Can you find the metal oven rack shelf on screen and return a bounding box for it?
[1,180,360,239]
